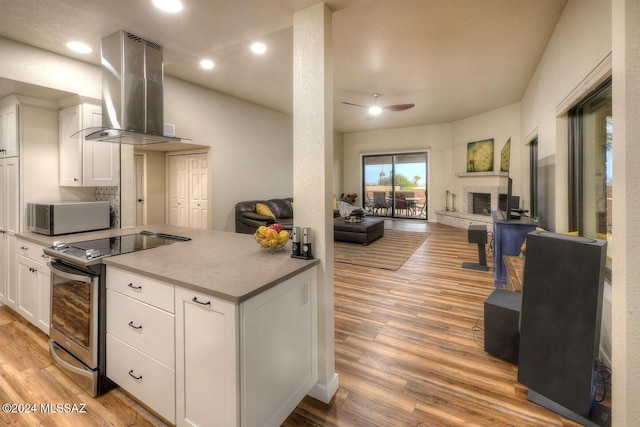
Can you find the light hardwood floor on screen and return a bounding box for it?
[0,221,601,426]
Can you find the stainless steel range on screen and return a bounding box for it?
[44,231,190,396]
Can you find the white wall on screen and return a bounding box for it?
[163,77,293,231]
[343,123,452,220]
[520,0,612,231]
[451,103,522,204]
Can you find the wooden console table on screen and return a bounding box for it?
[503,255,524,292]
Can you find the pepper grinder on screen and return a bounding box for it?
[301,227,313,259]
[291,227,301,257]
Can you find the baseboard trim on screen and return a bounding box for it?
[307,373,339,404]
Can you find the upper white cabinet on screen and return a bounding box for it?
[59,103,120,187]
[0,104,18,158]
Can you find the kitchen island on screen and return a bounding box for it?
[18,225,320,427]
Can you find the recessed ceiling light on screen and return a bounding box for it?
[66,41,92,54]
[153,0,183,13]
[200,59,215,70]
[250,42,267,55]
[368,105,382,116]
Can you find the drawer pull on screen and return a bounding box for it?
[192,297,211,306]
[20,246,28,250]
[127,282,142,290]
[128,370,142,380]
[128,321,142,330]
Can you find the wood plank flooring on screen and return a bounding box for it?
[0,221,595,426]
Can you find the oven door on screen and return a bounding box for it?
[49,261,99,369]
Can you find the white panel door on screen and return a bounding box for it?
[135,154,145,226]
[188,154,208,229]
[168,155,189,227]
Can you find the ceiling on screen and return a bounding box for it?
[0,0,567,134]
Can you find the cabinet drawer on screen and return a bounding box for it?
[107,334,175,424]
[16,240,50,265]
[106,290,175,368]
[106,266,174,312]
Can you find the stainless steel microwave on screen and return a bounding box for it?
[27,201,111,236]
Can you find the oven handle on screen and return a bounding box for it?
[48,261,96,282]
[49,340,94,378]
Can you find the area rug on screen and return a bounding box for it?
[334,229,430,270]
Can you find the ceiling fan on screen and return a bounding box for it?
[341,93,415,115]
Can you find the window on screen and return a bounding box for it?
[362,153,428,219]
[529,138,538,220]
[569,78,612,272]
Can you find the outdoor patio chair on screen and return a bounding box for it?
[373,191,390,215]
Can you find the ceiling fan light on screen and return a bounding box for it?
[368,105,382,115]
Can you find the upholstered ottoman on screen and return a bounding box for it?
[334,217,384,245]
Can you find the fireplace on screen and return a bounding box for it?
[463,185,507,215]
[472,193,491,215]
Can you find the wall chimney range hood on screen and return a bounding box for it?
[79,30,190,146]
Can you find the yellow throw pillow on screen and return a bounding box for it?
[256,203,275,218]
[333,196,338,210]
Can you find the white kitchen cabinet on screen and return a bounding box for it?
[59,103,120,187]
[240,267,318,427]
[106,266,175,424]
[175,287,238,427]
[0,156,19,308]
[168,153,208,229]
[15,239,51,334]
[0,104,18,158]
[175,266,317,427]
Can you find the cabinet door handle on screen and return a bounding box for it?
[128,321,142,330]
[192,297,211,306]
[20,246,28,250]
[128,370,142,380]
[127,282,142,290]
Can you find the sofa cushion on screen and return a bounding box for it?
[268,199,293,219]
[256,202,276,218]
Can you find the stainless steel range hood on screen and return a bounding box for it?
[81,30,190,146]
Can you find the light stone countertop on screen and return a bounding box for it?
[17,224,319,303]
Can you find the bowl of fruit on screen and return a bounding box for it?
[254,224,290,253]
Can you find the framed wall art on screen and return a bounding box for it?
[466,138,494,172]
[500,138,511,172]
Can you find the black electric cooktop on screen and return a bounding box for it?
[45,231,191,266]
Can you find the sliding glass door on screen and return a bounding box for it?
[362,152,428,219]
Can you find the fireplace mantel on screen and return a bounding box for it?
[456,172,508,177]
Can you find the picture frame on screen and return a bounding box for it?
[466,138,494,172]
[500,138,511,172]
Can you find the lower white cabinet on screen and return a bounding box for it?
[106,335,175,422]
[15,239,51,334]
[106,267,175,424]
[106,265,318,427]
[175,287,238,427]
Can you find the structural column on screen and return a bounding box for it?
[293,4,338,403]
[612,0,640,424]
